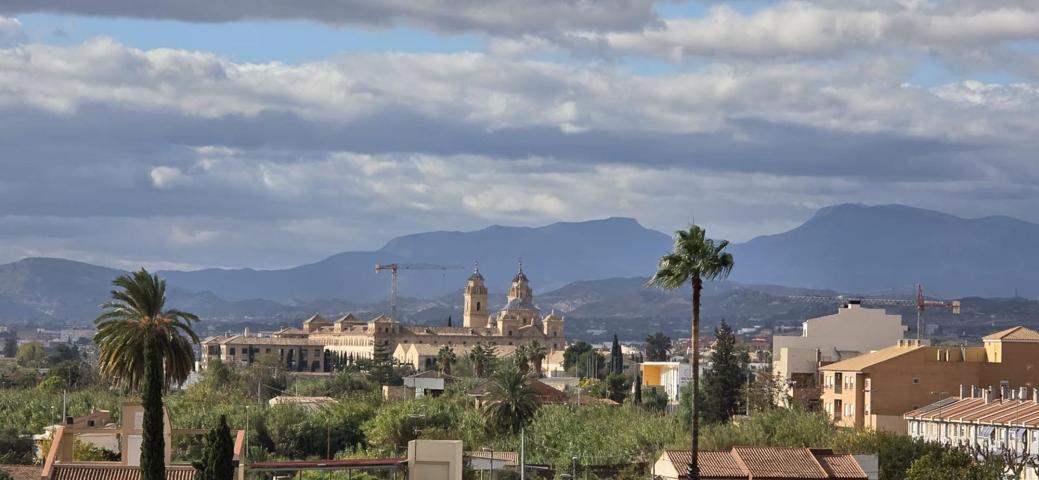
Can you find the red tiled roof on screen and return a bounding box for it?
[51,465,196,480]
[815,452,868,480]
[905,396,1039,427]
[0,465,43,480]
[662,448,867,480]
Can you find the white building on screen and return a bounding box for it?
[772,302,906,407]
[906,386,1039,479]
[639,361,692,406]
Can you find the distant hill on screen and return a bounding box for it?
[158,217,671,303]
[728,203,1039,298]
[3,204,1039,327]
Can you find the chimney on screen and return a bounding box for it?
[1001,385,1009,402]
[959,384,966,398]
[969,385,977,398]
[983,388,992,404]
[1034,388,1039,405]
[1020,387,1028,401]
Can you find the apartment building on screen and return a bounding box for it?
[820,326,1039,432]
[772,302,906,407]
[906,386,1039,479]
[640,361,692,407]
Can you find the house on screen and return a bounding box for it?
[402,371,453,398]
[468,378,568,409]
[820,326,1039,432]
[639,361,691,407]
[772,302,907,408]
[905,385,1039,479]
[653,447,877,480]
[38,403,245,480]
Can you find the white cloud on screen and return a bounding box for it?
[150,166,188,189]
[0,16,24,47]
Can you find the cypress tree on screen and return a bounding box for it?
[701,319,750,423]
[207,416,235,480]
[610,334,623,375]
[140,337,165,480]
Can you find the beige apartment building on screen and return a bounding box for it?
[820,326,1039,432]
[202,267,565,372]
[772,302,907,407]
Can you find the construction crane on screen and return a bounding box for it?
[374,263,463,321]
[788,284,961,340]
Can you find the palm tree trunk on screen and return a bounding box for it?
[141,336,165,480]
[689,277,702,480]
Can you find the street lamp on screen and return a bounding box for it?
[571,456,578,480]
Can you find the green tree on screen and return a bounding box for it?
[47,344,81,365]
[436,346,457,376]
[904,448,1002,480]
[642,387,668,413]
[2,335,16,358]
[562,341,593,370]
[574,350,606,379]
[482,362,539,435]
[645,332,672,362]
[604,373,631,404]
[525,341,547,378]
[94,269,201,480]
[701,320,749,423]
[15,342,46,368]
[513,344,531,376]
[646,224,734,480]
[466,344,493,378]
[633,373,642,405]
[206,416,235,480]
[0,428,35,464]
[609,334,623,375]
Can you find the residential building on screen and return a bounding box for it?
[772,302,906,407]
[652,447,877,480]
[639,361,692,407]
[905,386,1039,479]
[820,326,1039,432]
[38,402,244,480]
[201,267,565,373]
[402,371,453,398]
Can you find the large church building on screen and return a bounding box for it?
[201,267,566,372]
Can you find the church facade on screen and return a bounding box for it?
[201,267,566,372]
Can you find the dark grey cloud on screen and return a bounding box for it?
[0,0,658,35]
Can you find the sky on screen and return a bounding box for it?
[1,0,1039,270]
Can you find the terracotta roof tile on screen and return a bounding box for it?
[983,326,1039,342]
[661,448,867,480]
[733,447,828,479]
[818,344,925,372]
[814,452,868,479]
[51,465,196,480]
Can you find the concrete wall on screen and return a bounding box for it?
[408,440,462,480]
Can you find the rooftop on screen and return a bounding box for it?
[983,326,1039,342]
[51,465,197,480]
[662,447,867,480]
[818,341,927,372]
[905,395,1039,427]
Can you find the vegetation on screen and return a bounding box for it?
[94,269,200,480]
[0,427,35,464]
[481,362,539,435]
[700,320,749,423]
[646,224,734,479]
[193,416,235,480]
[644,332,671,361]
[609,334,623,375]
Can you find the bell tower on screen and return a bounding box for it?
[463,263,489,328]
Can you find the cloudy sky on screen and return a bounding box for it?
[1,0,1038,270]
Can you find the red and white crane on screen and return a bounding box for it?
[788,284,961,340]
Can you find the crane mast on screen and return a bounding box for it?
[374,263,463,321]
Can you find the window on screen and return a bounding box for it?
[229,347,236,355]
[476,302,481,311]
[912,377,920,384]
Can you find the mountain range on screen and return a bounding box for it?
[2,203,1038,331]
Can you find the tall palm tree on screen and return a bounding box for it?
[525,341,548,378]
[467,344,491,378]
[482,362,539,434]
[94,269,200,480]
[646,225,733,480]
[645,332,672,362]
[436,346,457,375]
[513,343,531,375]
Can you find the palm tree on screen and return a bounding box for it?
[94,269,200,480]
[646,225,734,480]
[436,346,457,375]
[525,341,548,378]
[482,362,539,434]
[513,343,531,375]
[467,344,491,378]
[645,332,672,362]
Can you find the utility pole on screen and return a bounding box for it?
[520,427,525,480]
